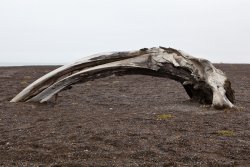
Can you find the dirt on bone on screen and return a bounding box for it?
[224,79,235,103]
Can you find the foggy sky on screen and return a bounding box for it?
[0,0,250,65]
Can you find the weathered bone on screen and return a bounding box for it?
[11,47,235,109]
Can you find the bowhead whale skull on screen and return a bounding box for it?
[11,47,235,109]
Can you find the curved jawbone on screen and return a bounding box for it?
[10,47,235,109]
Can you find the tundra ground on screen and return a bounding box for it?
[0,64,249,166]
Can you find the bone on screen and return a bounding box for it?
[11,47,235,109]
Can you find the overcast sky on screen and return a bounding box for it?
[0,0,250,65]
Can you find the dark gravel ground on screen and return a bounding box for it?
[0,64,249,167]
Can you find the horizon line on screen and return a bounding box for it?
[0,62,250,67]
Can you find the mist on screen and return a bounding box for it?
[0,0,250,65]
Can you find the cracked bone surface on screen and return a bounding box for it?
[11,47,235,109]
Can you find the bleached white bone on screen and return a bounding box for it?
[11,47,235,109]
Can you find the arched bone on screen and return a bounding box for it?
[11,47,235,109]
